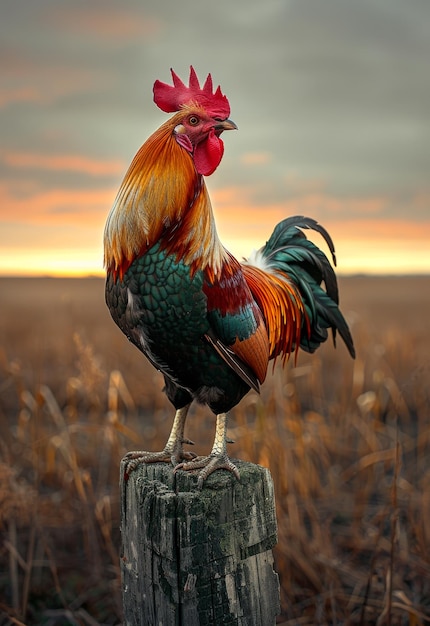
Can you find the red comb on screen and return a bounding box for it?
[153,66,230,119]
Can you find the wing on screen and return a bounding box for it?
[203,254,270,388]
[204,329,262,393]
[108,248,269,394]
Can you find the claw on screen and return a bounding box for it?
[170,449,197,467]
[175,453,240,489]
[123,449,170,480]
[122,446,197,480]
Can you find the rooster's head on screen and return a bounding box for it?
[153,66,237,176]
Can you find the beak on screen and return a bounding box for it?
[215,118,238,132]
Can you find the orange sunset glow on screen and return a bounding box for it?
[1,2,429,277]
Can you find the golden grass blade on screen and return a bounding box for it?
[20,525,35,619]
[341,448,398,483]
[7,520,19,613]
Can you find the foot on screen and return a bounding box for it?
[123,404,196,479]
[123,441,196,479]
[175,453,240,489]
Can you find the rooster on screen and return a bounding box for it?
[104,67,355,487]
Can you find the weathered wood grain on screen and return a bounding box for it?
[120,460,280,625]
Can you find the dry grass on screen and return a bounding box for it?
[0,275,429,625]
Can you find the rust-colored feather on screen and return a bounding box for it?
[242,264,309,363]
[229,323,269,383]
[203,254,270,383]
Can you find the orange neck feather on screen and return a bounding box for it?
[104,115,227,278]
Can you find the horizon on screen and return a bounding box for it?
[2,271,430,280]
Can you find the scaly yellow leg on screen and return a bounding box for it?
[123,404,196,477]
[175,413,240,489]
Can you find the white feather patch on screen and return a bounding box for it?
[243,248,271,272]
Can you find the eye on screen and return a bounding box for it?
[188,115,199,126]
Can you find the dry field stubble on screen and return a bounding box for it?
[0,275,429,625]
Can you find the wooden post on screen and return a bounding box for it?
[120,460,280,626]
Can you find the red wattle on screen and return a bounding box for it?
[193,130,224,176]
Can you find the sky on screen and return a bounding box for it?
[1,0,429,276]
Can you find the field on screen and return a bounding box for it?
[0,275,430,625]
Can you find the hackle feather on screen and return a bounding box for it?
[104,111,227,279]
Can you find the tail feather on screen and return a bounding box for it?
[266,216,339,302]
[246,215,355,359]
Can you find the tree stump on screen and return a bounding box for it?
[120,460,280,626]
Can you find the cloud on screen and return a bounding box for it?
[285,193,389,218]
[240,152,272,166]
[47,7,162,40]
[2,152,126,177]
[212,184,390,222]
[0,87,45,108]
[0,182,115,226]
[327,219,430,242]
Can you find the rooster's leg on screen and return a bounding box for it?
[175,413,239,489]
[123,403,196,477]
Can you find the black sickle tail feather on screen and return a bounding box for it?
[260,215,355,358]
